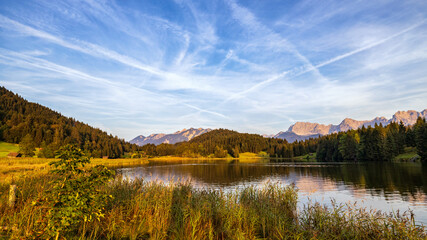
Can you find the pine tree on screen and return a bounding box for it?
[414,117,427,162]
[339,132,359,161]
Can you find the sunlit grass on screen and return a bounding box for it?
[0,142,41,158]
[0,142,19,157]
[0,157,50,184]
[89,158,149,167]
[292,153,317,162]
[0,157,149,184]
[239,152,267,158]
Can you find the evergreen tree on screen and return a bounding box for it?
[414,117,427,162]
[339,132,359,161]
[19,134,35,157]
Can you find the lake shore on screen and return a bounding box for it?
[0,150,419,184]
[0,154,311,183]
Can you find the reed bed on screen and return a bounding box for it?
[0,175,425,239]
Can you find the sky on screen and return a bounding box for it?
[0,0,426,140]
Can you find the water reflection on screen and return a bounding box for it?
[117,160,427,225]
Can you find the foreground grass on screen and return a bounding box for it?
[0,175,425,239]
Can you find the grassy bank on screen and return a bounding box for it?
[0,157,149,184]
[0,175,425,239]
[291,153,317,162]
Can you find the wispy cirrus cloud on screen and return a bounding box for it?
[0,48,228,120]
[0,14,226,95]
[220,3,426,108]
[0,0,426,139]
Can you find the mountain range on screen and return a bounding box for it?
[274,109,427,142]
[130,128,211,146]
[131,109,426,145]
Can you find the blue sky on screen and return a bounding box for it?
[0,0,426,140]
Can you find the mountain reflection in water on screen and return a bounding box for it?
[117,160,427,225]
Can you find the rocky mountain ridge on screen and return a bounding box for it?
[275,109,426,142]
[130,128,211,146]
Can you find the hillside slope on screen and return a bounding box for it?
[0,87,139,158]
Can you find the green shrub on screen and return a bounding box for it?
[33,145,114,239]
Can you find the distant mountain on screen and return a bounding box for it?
[130,128,212,146]
[274,109,427,143]
[274,131,321,143]
[389,110,427,126]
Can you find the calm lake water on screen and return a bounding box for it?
[117,160,427,226]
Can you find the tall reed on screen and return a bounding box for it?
[0,175,425,239]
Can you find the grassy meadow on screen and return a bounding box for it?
[0,142,19,157]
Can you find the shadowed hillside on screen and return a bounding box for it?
[0,87,140,158]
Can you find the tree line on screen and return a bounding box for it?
[315,118,427,162]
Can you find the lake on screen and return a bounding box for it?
[117,160,427,226]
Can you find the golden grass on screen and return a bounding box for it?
[0,157,51,184]
[0,157,149,184]
[89,158,149,167]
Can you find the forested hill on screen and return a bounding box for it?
[0,87,140,158]
[189,129,284,156]
[140,129,319,158]
[188,129,287,154]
